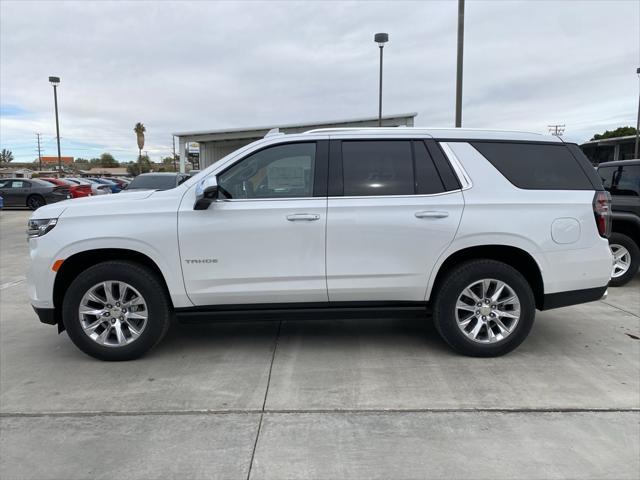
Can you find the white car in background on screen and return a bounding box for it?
[27,128,612,361]
[66,177,111,196]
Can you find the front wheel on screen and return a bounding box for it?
[432,259,536,357]
[62,261,171,361]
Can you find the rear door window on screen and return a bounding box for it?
[342,141,414,196]
[471,142,595,190]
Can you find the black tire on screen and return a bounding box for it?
[27,194,45,210]
[608,232,640,287]
[62,260,171,361]
[432,259,536,357]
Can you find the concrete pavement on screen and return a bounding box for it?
[1,209,639,479]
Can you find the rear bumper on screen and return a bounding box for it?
[540,286,608,310]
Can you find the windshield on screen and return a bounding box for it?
[127,175,177,190]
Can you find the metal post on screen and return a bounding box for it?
[635,67,640,158]
[36,133,42,171]
[53,85,62,172]
[172,136,177,172]
[455,0,465,128]
[378,45,384,127]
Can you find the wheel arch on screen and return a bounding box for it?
[428,245,545,309]
[52,248,173,330]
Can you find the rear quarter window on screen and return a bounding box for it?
[471,142,595,190]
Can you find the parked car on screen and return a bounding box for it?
[0,195,3,209]
[123,172,189,191]
[0,177,71,210]
[86,177,121,193]
[41,177,92,198]
[27,128,612,361]
[597,159,640,286]
[66,178,111,196]
[111,177,130,189]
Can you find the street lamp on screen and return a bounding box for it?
[635,67,640,158]
[48,76,62,174]
[374,32,389,127]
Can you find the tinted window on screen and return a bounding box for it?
[127,175,178,190]
[414,141,445,194]
[472,142,594,190]
[598,166,615,190]
[342,141,414,196]
[218,143,315,199]
[602,165,640,197]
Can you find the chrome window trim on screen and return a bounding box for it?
[438,142,473,190]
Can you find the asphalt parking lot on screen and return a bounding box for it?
[1,209,638,479]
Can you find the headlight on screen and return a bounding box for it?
[27,218,58,238]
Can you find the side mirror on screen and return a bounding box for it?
[194,177,219,210]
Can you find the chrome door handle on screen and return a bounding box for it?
[286,213,320,221]
[415,211,449,219]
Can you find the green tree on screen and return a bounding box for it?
[126,155,151,176]
[0,148,14,163]
[591,126,637,141]
[99,152,119,167]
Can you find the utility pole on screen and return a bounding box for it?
[635,67,639,158]
[36,133,42,171]
[548,124,565,137]
[172,136,177,172]
[48,77,62,173]
[455,0,465,128]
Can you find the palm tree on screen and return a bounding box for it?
[0,148,14,164]
[134,123,146,175]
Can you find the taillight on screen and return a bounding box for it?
[592,191,611,238]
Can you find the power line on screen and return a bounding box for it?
[548,124,565,137]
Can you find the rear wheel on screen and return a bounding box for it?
[609,232,639,287]
[433,259,536,357]
[62,261,171,361]
[26,194,45,210]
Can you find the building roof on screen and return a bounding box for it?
[173,112,417,142]
[581,135,637,146]
[41,156,74,164]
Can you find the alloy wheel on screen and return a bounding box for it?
[610,244,631,278]
[78,281,148,347]
[454,278,521,344]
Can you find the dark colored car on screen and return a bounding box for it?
[86,177,121,193]
[597,159,640,286]
[40,177,92,198]
[0,178,71,210]
[124,172,189,191]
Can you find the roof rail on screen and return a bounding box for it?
[304,127,408,134]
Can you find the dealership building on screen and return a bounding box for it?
[173,112,417,172]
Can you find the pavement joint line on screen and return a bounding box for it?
[0,277,25,291]
[599,300,640,319]
[246,320,283,480]
[2,407,638,418]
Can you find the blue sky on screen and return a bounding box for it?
[1,0,639,164]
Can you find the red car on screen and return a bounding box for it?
[41,178,92,198]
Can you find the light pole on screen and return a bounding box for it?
[49,76,62,173]
[635,67,640,158]
[455,0,465,128]
[374,33,389,127]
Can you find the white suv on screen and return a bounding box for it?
[27,128,613,360]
